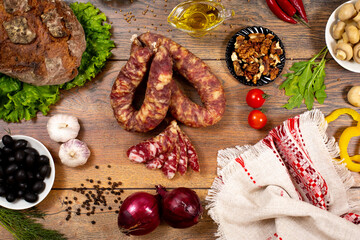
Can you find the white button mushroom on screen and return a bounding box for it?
[59,139,91,167]
[338,3,357,21]
[47,114,80,142]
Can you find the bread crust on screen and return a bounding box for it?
[0,0,86,86]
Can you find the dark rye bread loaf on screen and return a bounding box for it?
[0,0,86,86]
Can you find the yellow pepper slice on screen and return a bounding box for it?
[326,108,360,172]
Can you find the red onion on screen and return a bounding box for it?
[156,185,203,229]
[117,192,160,236]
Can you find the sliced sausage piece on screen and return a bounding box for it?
[162,144,180,179]
[181,131,200,172]
[146,153,166,169]
[137,32,226,128]
[110,44,173,132]
[176,130,188,175]
[126,120,179,163]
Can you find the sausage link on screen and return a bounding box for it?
[137,32,226,127]
[110,45,173,132]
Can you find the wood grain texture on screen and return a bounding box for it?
[1,0,360,239]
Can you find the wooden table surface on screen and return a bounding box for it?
[1,0,360,239]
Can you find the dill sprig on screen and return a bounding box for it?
[0,207,66,240]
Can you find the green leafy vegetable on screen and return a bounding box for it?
[0,207,66,240]
[279,47,328,110]
[0,2,115,122]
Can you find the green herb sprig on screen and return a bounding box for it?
[0,2,115,122]
[279,46,328,110]
[0,207,66,240]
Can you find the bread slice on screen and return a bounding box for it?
[0,0,86,86]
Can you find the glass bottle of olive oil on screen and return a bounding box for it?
[168,0,234,37]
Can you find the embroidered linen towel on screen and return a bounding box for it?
[206,110,360,240]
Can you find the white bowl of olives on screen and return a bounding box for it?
[0,135,55,210]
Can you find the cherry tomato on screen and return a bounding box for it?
[246,89,268,108]
[248,110,267,129]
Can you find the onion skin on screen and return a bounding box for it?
[117,192,160,236]
[156,185,203,229]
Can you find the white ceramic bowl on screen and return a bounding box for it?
[0,135,55,210]
[325,0,360,73]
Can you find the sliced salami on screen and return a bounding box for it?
[146,153,166,169]
[162,144,180,179]
[176,129,188,175]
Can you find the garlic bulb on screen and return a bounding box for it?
[47,114,80,142]
[59,139,91,167]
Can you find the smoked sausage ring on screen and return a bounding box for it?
[137,32,226,128]
[110,40,173,132]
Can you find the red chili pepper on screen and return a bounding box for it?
[266,0,297,24]
[276,0,296,17]
[288,0,308,22]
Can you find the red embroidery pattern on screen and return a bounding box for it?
[266,233,283,240]
[235,157,256,184]
[269,117,330,210]
[341,213,360,225]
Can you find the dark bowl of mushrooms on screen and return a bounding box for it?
[225,26,286,86]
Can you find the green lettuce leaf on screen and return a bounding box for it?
[0,2,114,122]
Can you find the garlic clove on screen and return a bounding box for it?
[59,139,91,167]
[47,114,80,142]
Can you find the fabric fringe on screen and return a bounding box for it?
[300,109,360,214]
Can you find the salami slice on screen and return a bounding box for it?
[162,144,180,179]
[127,120,179,163]
[146,153,166,169]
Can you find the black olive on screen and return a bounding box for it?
[0,185,6,196]
[6,164,18,175]
[25,154,35,168]
[17,189,25,198]
[32,181,45,194]
[18,182,28,190]
[7,155,15,163]
[6,192,16,202]
[2,135,14,148]
[39,165,51,178]
[35,172,44,180]
[27,171,35,181]
[15,169,27,182]
[0,156,5,165]
[3,147,13,155]
[24,192,38,203]
[6,175,16,185]
[24,147,39,157]
[38,155,49,166]
[14,140,28,150]
[0,166,3,178]
[15,150,26,163]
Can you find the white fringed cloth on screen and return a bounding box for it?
[206,110,360,240]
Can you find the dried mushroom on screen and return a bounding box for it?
[41,9,66,38]
[3,16,36,44]
[231,32,283,84]
[3,0,31,14]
